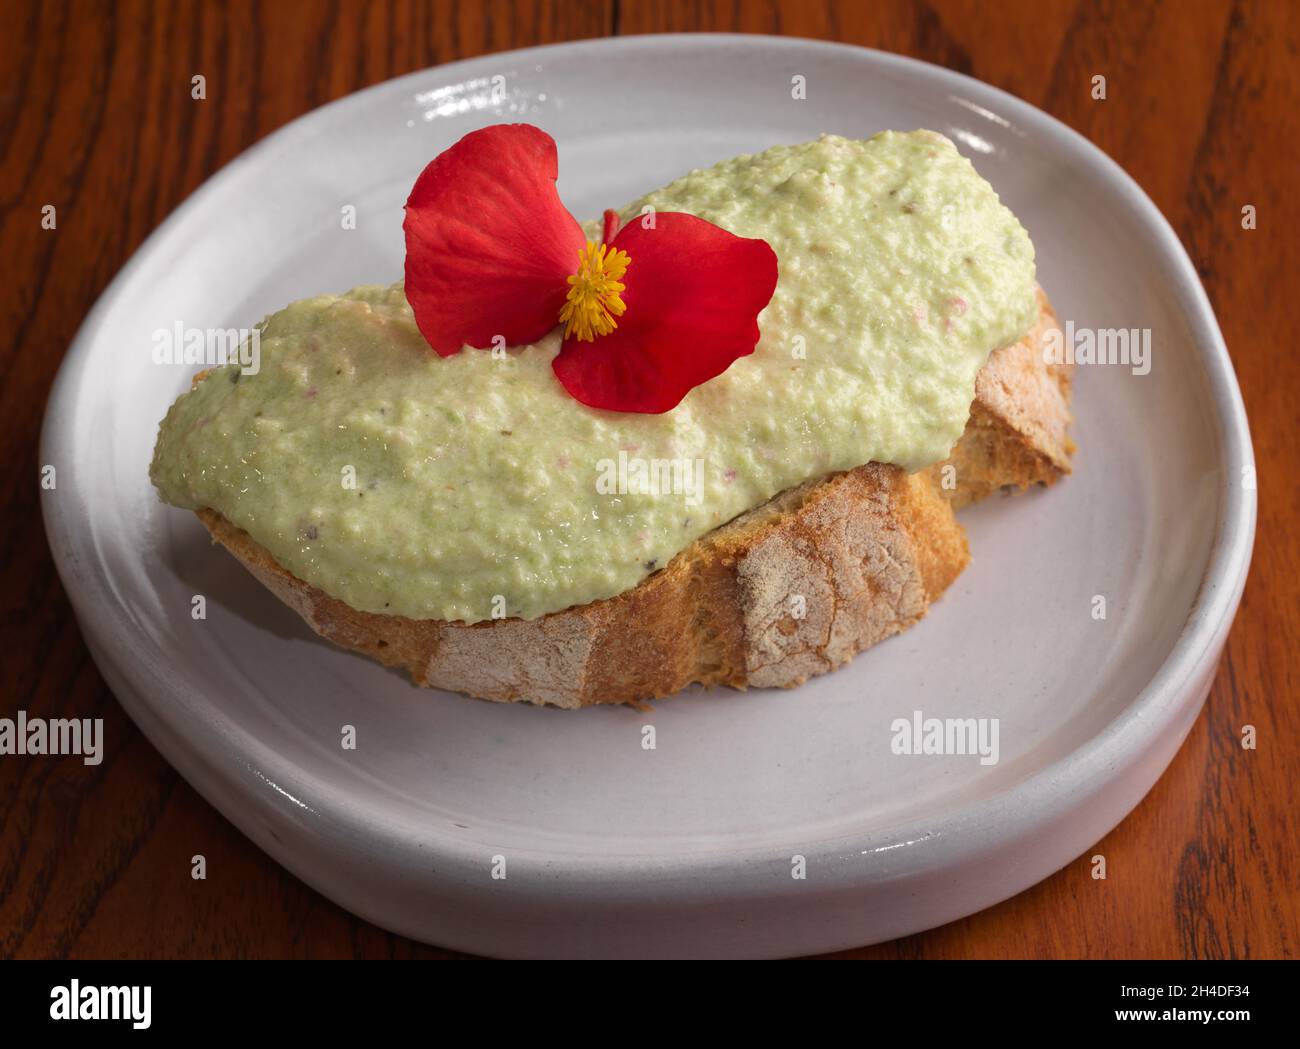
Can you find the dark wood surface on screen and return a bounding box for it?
[2,0,1296,959]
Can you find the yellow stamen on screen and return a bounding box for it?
[559,240,630,342]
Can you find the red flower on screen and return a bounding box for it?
[403,124,778,413]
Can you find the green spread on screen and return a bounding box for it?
[150,131,1038,623]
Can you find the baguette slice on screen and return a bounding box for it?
[193,291,1072,708]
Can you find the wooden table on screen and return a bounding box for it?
[3,0,1295,959]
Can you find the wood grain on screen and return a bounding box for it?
[1,0,1295,959]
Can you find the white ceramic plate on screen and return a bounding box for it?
[41,35,1254,958]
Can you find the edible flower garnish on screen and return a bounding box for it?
[402,124,778,413]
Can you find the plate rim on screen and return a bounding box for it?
[39,33,1257,950]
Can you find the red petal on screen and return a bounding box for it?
[552,213,778,413]
[601,208,621,244]
[403,124,585,356]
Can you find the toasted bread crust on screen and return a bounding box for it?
[191,292,1072,707]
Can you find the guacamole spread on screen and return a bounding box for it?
[150,131,1038,622]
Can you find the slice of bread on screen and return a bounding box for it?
[192,291,1073,708]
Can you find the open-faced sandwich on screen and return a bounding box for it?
[149,125,1074,708]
